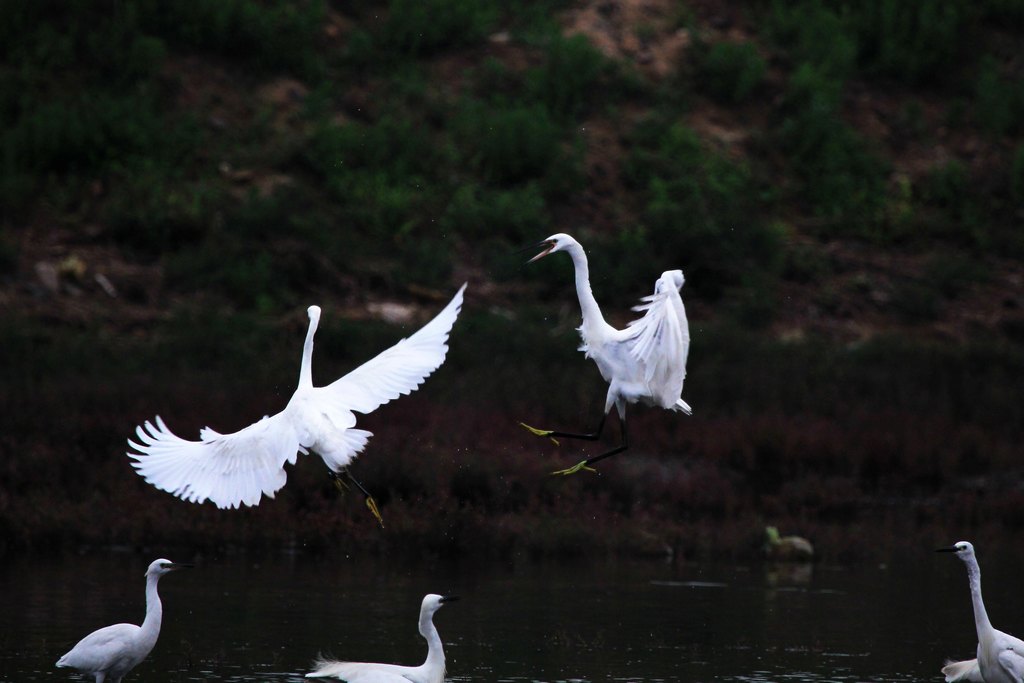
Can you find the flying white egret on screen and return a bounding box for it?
[306,593,458,683]
[520,233,691,475]
[55,558,191,683]
[938,541,1024,683]
[128,284,467,524]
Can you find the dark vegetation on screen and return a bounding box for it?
[2,0,1023,564]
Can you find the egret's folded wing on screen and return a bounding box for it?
[942,658,983,683]
[322,283,465,415]
[626,275,690,403]
[127,413,300,509]
[57,624,134,671]
[998,649,1024,681]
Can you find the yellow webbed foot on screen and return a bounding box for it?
[519,422,559,446]
[551,460,598,476]
[331,472,350,493]
[365,496,384,528]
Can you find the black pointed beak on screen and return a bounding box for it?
[517,240,554,264]
[935,547,958,553]
[165,562,194,570]
[439,595,460,603]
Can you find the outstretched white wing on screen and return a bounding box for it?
[321,284,466,414]
[128,413,301,509]
[306,660,417,681]
[942,658,983,683]
[625,270,690,410]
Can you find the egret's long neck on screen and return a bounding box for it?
[139,573,164,648]
[965,556,993,641]
[298,317,317,389]
[564,242,606,330]
[419,609,445,680]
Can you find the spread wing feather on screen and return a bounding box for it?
[942,658,983,683]
[306,660,417,681]
[323,284,465,415]
[128,413,300,509]
[625,270,690,409]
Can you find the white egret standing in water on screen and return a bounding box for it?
[306,594,458,683]
[128,284,466,524]
[55,558,191,683]
[938,541,1024,683]
[520,233,691,475]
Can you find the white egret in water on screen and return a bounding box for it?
[128,284,466,524]
[938,541,1024,683]
[520,233,691,475]
[56,559,190,683]
[306,593,458,683]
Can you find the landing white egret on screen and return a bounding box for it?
[521,233,691,475]
[128,284,466,523]
[55,558,190,683]
[938,541,1024,683]
[306,593,458,683]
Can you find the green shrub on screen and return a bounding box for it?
[136,0,326,75]
[921,160,970,209]
[306,116,443,183]
[782,240,831,284]
[6,89,175,175]
[0,228,16,275]
[504,0,576,43]
[974,56,1024,136]
[440,183,549,242]
[394,235,454,289]
[1011,144,1024,202]
[766,1,857,80]
[454,101,563,185]
[766,0,975,84]
[699,42,767,104]
[526,33,608,118]
[624,119,782,300]
[166,243,279,311]
[915,160,995,249]
[468,57,524,103]
[103,164,222,255]
[847,0,972,83]
[379,0,499,57]
[890,279,941,323]
[776,64,888,232]
[925,253,990,299]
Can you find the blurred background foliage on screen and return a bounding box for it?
[1,0,1023,562]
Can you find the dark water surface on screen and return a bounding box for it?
[3,551,1020,682]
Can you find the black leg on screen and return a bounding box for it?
[551,416,629,476]
[329,469,384,527]
[546,413,608,441]
[579,417,629,467]
[520,413,607,444]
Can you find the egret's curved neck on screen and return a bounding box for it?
[564,241,606,329]
[419,610,445,681]
[965,556,993,641]
[139,573,164,647]
[299,317,318,388]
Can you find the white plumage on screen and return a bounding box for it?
[939,541,1024,683]
[522,233,691,474]
[55,559,190,683]
[944,658,985,683]
[306,594,457,683]
[128,284,466,510]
